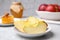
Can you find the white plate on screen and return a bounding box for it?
[15,16,60,25]
[40,19,60,24]
[0,19,13,26]
[14,27,51,38]
[34,16,60,24]
[0,18,27,27]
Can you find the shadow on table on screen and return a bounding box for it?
[17,31,54,40]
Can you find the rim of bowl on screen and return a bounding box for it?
[36,10,60,13]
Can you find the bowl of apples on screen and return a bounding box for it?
[36,4,60,20]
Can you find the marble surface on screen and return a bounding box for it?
[0,0,60,40]
[0,24,60,40]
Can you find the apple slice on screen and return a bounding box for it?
[23,21,47,34]
[14,20,25,32]
[27,16,40,25]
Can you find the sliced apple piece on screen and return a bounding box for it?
[14,20,25,32]
[23,21,47,34]
[27,16,40,25]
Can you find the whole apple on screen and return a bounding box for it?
[45,5,56,12]
[38,4,60,12]
[53,4,59,12]
[58,6,60,12]
[38,4,48,11]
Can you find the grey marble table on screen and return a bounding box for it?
[0,23,60,40]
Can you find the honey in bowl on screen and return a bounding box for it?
[10,2,24,18]
[14,16,48,34]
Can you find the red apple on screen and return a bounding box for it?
[58,6,60,12]
[45,5,56,12]
[53,4,58,7]
[38,4,48,11]
[53,4,59,12]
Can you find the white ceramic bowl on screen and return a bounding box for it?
[14,26,51,38]
[36,11,60,20]
[14,18,51,38]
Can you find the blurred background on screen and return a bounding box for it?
[0,0,60,16]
